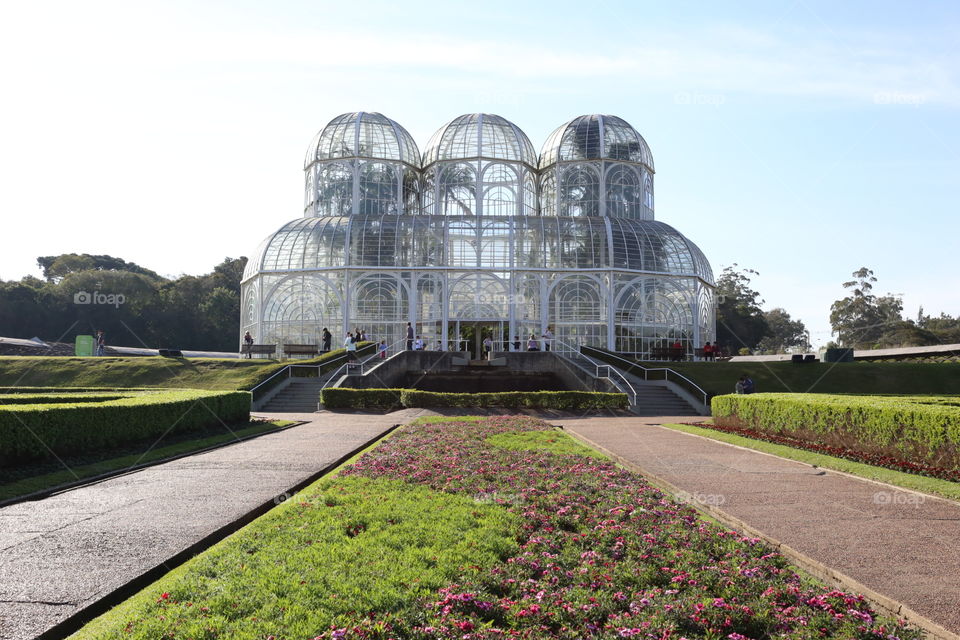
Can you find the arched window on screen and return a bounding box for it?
[480,163,519,217]
[606,164,642,219]
[439,163,477,216]
[357,163,398,215]
[558,164,600,217]
[315,162,353,216]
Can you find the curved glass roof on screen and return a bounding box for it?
[303,112,421,168]
[422,113,538,167]
[244,216,712,283]
[539,114,655,171]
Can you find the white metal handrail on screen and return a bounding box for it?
[553,339,637,406]
[583,346,709,407]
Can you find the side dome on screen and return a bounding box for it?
[539,114,654,171]
[303,112,421,217]
[304,112,420,168]
[421,114,538,216]
[422,113,537,167]
[538,114,655,221]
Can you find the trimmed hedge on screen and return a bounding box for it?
[320,387,405,410]
[711,393,960,470]
[320,388,628,411]
[0,393,129,405]
[0,389,251,465]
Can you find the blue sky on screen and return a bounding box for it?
[1,0,957,345]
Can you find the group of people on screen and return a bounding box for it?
[735,374,755,394]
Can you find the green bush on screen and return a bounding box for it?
[0,392,130,405]
[320,388,628,411]
[0,389,250,465]
[320,387,405,409]
[711,393,960,468]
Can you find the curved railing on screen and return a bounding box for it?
[582,345,709,408]
[553,339,637,406]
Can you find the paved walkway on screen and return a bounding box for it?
[562,416,960,636]
[0,410,426,640]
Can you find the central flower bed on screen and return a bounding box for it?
[74,416,922,640]
[332,416,919,639]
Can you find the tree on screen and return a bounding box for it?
[715,265,769,354]
[758,308,810,353]
[829,267,903,348]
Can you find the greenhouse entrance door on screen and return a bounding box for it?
[450,321,504,359]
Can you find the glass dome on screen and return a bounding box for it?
[303,112,421,217]
[422,113,537,167]
[539,114,654,170]
[539,114,656,220]
[304,112,420,168]
[421,114,538,216]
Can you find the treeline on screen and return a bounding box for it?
[0,254,246,352]
[717,265,960,354]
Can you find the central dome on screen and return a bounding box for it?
[422,113,537,167]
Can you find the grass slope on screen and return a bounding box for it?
[0,356,278,390]
[632,360,960,397]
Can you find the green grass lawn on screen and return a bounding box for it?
[616,358,960,397]
[0,355,280,390]
[71,475,519,640]
[0,419,294,502]
[662,421,960,501]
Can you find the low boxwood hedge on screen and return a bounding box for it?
[320,388,628,411]
[0,393,129,405]
[320,387,405,410]
[0,389,250,465]
[711,393,960,469]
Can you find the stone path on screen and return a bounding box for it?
[0,409,426,640]
[562,416,960,637]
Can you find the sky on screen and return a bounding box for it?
[1,0,957,346]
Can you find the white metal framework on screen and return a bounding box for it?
[242,112,715,357]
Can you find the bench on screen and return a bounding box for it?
[282,344,319,358]
[649,347,686,361]
[241,344,276,358]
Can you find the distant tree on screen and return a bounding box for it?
[917,311,960,344]
[38,253,163,282]
[829,267,903,348]
[715,265,769,354]
[758,308,810,353]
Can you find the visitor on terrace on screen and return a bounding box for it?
[344,332,357,361]
[527,334,539,351]
[405,322,414,350]
[321,327,332,353]
[378,339,388,359]
[243,331,254,358]
[703,341,714,361]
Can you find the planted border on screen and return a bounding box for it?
[0,389,250,464]
[711,393,960,471]
[74,416,923,639]
[319,388,628,411]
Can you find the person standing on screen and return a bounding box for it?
[243,331,254,358]
[543,327,554,352]
[96,330,105,357]
[344,332,357,362]
[413,335,424,351]
[321,328,332,353]
[378,339,388,359]
[513,335,521,351]
[482,335,493,360]
[702,341,713,361]
[406,322,414,350]
[526,334,539,351]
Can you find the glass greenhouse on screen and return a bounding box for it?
[241,112,715,357]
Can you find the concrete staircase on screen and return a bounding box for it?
[259,378,325,413]
[631,382,701,416]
